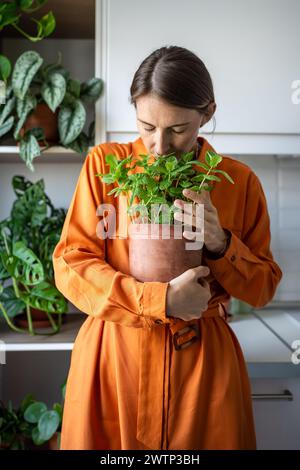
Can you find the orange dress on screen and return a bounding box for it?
[52,136,282,450]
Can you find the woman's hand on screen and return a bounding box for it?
[173,189,229,253]
[166,266,211,321]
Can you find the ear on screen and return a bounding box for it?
[200,102,217,127]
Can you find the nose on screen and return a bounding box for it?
[153,131,171,156]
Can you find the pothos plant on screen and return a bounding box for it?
[0,50,103,171]
[0,0,56,83]
[0,175,67,335]
[0,379,66,450]
[95,149,234,224]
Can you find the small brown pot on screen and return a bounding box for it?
[48,432,60,450]
[21,103,59,144]
[128,223,203,282]
[14,308,67,329]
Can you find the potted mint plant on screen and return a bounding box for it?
[95,150,234,282]
[0,50,103,171]
[0,175,68,335]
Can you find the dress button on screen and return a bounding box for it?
[155,319,164,324]
[230,254,236,262]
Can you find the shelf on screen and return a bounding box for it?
[0,313,86,351]
[0,146,88,163]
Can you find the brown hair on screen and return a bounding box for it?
[130,45,216,131]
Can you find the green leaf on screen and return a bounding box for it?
[22,281,67,313]
[41,72,66,112]
[1,241,44,285]
[211,169,235,184]
[12,51,43,100]
[32,426,47,446]
[12,175,33,197]
[67,79,81,99]
[66,132,89,154]
[165,156,178,171]
[20,393,35,415]
[43,64,69,82]
[80,78,103,101]
[181,151,194,163]
[0,285,25,318]
[0,96,16,126]
[11,178,47,227]
[200,174,221,182]
[179,180,193,188]
[19,0,48,13]
[26,126,46,142]
[151,196,167,204]
[24,402,47,424]
[192,161,210,171]
[19,133,41,171]
[205,150,223,168]
[58,100,86,145]
[105,153,119,170]
[159,180,171,190]
[53,403,63,423]
[37,11,56,38]
[14,95,37,139]
[0,54,11,82]
[18,0,34,11]
[61,380,66,401]
[0,3,19,29]
[0,116,14,138]
[102,174,115,184]
[38,410,60,441]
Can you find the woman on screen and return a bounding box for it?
[52,46,282,450]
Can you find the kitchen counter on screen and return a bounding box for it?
[229,309,300,378]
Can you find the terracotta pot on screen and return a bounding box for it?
[21,103,59,144]
[48,432,60,450]
[14,308,67,329]
[128,223,203,282]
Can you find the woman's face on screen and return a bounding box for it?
[135,94,215,158]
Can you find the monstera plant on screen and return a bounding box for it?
[0,50,103,170]
[0,175,68,335]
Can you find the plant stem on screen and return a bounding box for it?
[191,165,213,206]
[45,311,60,333]
[26,304,34,336]
[0,301,27,333]
[12,278,20,299]
[11,22,41,42]
[198,165,213,192]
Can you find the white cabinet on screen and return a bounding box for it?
[230,312,300,449]
[103,0,300,154]
[251,378,300,450]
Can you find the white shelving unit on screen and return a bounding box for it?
[0,0,99,409]
[0,314,86,352]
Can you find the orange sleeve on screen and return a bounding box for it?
[52,146,170,328]
[205,171,282,308]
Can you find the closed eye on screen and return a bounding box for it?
[144,127,185,134]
